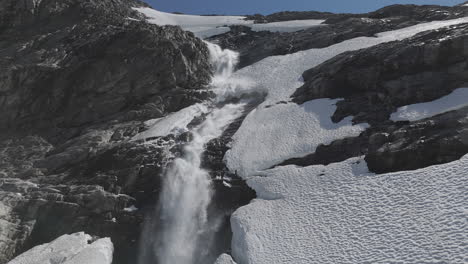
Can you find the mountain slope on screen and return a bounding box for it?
[2,1,468,264]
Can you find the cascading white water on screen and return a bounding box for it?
[148,43,248,264]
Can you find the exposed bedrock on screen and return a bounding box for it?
[0,0,218,263]
[280,106,468,174]
[293,23,468,124]
[284,23,468,174]
[210,4,468,68]
[0,0,211,142]
[245,4,468,24]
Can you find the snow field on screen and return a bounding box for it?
[225,16,468,179]
[225,17,468,264]
[134,8,324,38]
[232,156,468,264]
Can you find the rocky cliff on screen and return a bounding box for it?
[0,0,214,263]
[1,1,468,264]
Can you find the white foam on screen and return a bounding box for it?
[138,44,249,264]
[390,88,468,121]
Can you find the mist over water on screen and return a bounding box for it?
[138,43,247,264]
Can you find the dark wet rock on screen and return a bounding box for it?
[294,23,468,125]
[280,106,468,174]
[365,107,468,173]
[211,4,468,68]
[0,0,214,263]
[0,0,211,142]
[283,18,468,174]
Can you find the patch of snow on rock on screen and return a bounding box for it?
[226,99,369,177]
[225,17,468,177]
[390,88,468,121]
[232,156,468,264]
[8,232,113,264]
[132,103,209,140]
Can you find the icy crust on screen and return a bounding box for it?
[225,17,468,178]
[226,99,369,177]
[390,87,468,121]
[134,8,324,38]
[8,232,113,264]
[232,156,468,264]
[214,254,237,264]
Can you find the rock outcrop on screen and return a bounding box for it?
[210,4,468,67]
[294,23,468,124]
[0,0,215,263]
[0,0,211,141]
[285,22,468,174]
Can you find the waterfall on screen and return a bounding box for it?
[138,42,248,264]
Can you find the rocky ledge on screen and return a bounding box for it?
[282,22,468,174]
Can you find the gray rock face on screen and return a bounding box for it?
[0,0,214,263]
[210,4,468,68]
[0,0,211,141]
[294,23,468,125]
[365,107,468,173]
[2,0,468,263]
[282,23,468,174]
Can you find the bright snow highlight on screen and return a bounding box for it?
[390,87,468,121]
[8,232,113,264]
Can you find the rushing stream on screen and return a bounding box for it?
[138,43,253,264]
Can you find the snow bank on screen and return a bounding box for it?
[232,156,468,264]
[8,232,113,264]
[214,254,237,264]
[226,99,369,177]
[134,7,323,38]
[225,17,468,177]
[132,103,209,141]
[390,88,468,121]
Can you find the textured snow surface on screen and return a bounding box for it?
[227,17,468,264]
[8,232,113,264]
[214,254,237,264]
[225,17,468,178]
[231,156,468,264]
[134,7,323,38]
[391,88,468,121]
[226,99,368,177]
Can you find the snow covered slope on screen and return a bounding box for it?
[8,232,113,264]
[231,156,468,264]
[390,87,468,121]
[134,7,324,38]
[225,17,468,178]
[220,16,468,264]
